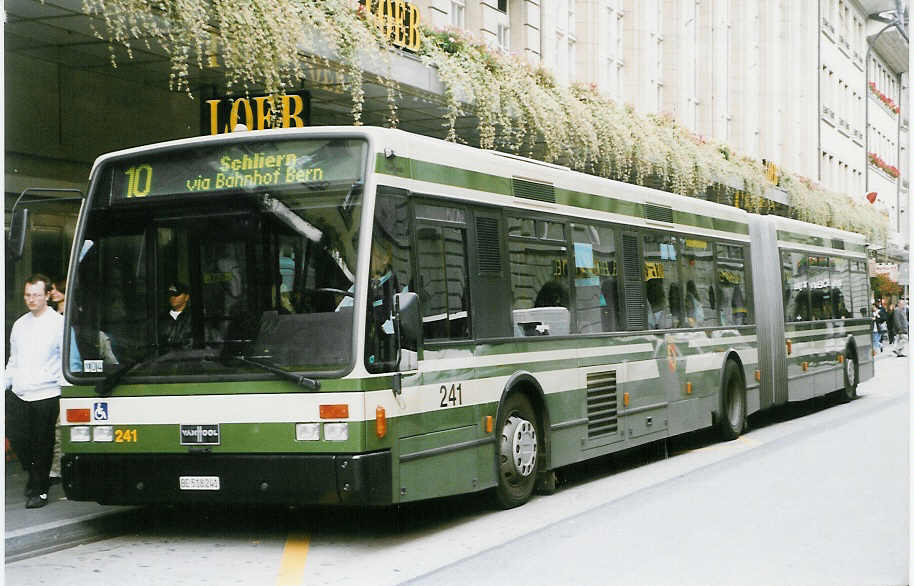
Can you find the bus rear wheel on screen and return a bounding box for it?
[494,393,540,509]
[839,350,858,403]
[718,360,746,441]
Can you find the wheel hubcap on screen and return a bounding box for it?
[847,358,856,387]
[501,415,537,480]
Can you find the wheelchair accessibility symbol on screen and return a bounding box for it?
[93,402,109,421]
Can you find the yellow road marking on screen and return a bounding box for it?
[277,532,310,586]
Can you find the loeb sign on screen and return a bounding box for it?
[204,91,309,135]
[359,0,421,52]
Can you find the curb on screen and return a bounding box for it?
[5,508,141,562]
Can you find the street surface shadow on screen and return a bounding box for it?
[553,389,857,493]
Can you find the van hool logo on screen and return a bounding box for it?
[180,424,220,445]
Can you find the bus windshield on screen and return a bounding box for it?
[67,137,367,380]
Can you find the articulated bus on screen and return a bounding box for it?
[48,126,872,508]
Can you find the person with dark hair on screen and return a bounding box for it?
[887,303,896,345]
[893,299,908,357]
[3,274,64,508]
[49,277,67,314]
[160,282,193,350]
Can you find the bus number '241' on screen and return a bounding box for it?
[440,383,463,408]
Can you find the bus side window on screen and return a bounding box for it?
[571,223,619,333]
[416,220,471,341]
[508,218,570,337]
[850,260,869,317]
[643,232,681,330]
[783,251,810,322]
[829,256,850,319]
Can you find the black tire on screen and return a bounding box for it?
[718,360,746,441]
[493,393,541,509]
[838,349,858,403]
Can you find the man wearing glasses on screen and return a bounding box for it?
[3,274,64,509]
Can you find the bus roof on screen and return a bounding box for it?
[88,126,865,247]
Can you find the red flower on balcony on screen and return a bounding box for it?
[869,81,901,114]
[869,152,900,178]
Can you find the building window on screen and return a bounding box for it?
[497,23,510,51]
[497,0,507,13]
[450,0,465,28]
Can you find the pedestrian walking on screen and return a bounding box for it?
[893,299,908,357]
[887,303,896,345]
[878,301,889,349]
[872,304,882,353]
[3,274,64,508]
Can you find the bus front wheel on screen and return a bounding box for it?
[494,393,540,509]
[718,360,746,441]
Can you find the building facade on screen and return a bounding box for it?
[416,0,910,276]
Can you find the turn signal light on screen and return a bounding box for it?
[802,362,809,371]
[838,354,844,363]
[319,404,349,419]
[485,415,493,433]
[755,370,761,382]
[67,409,91,423]
[623,392,630,407]
[685,382,693,395]
[375,406,387,438]
[786,340,793,355]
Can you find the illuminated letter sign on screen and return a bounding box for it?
[360,0,421,52]
[203,91,310,136]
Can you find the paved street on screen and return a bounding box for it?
[5,354,909,586]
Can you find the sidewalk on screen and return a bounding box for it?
[5,461,139,562]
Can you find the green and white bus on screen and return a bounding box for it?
[52,126,873,508]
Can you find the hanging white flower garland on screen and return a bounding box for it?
[83,0,887,243]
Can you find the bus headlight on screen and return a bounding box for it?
[70,426,91,443]
[295,423,320,441]
[323,423,349,441]
[93,426,114,442]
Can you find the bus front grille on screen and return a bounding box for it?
[587,370,619,438]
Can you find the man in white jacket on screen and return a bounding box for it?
[4,274,64,508]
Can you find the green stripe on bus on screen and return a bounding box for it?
[376,154,750,237]
[777,230,866,254]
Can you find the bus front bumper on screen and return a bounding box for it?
[61,451,392,506]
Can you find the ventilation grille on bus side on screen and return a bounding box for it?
[644,203,674,223]
[587,370,618,438]
[622,234,647,330]
[512,178,556,203]
[476,217,501,274]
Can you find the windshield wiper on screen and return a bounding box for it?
[234,355,320,390]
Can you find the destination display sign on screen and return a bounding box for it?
[107,138,367,201]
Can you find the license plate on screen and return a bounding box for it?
[179,476,221,491]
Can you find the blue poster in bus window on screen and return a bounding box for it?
[574,243,599,286]
[93,402,109,421]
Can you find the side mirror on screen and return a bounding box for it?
[394,291,421,353]
[7,208,29,262]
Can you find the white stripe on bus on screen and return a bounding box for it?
[419,342,655,373]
